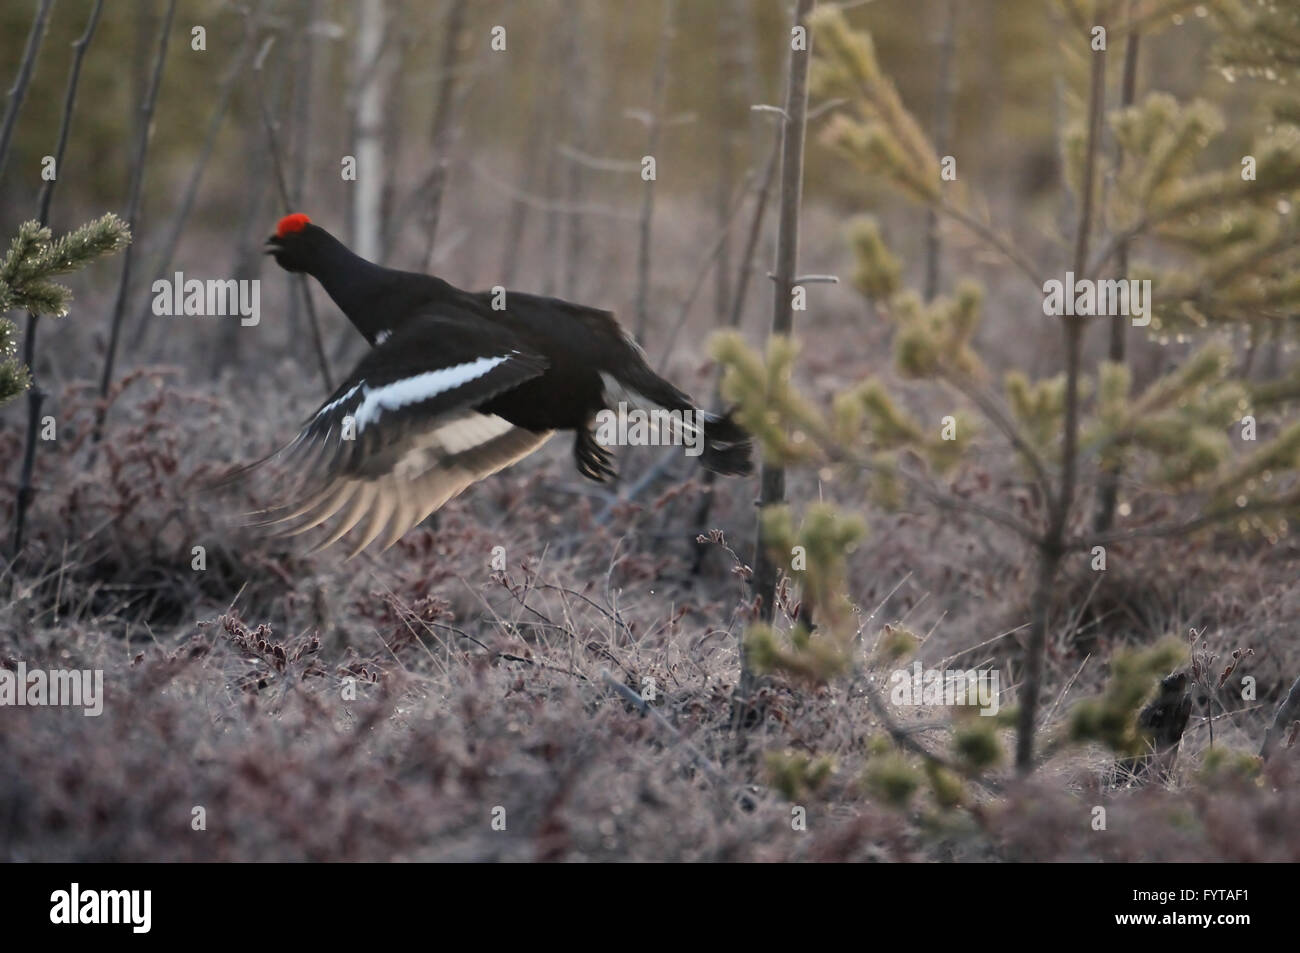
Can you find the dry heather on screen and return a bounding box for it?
[2,342,1297,861]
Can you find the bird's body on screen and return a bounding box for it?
[245,214,752,554]
[1114,671,1193,785]
[1136,672,1193,752]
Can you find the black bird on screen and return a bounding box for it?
[1136,671,1193,756]
[1115,671,1193,784]
[247,213,752,555]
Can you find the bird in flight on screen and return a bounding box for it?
[237,213,752,556]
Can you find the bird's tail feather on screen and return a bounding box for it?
[700,409,753,476]
[606,360,754,476]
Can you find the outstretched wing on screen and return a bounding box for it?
[248,314,553,555]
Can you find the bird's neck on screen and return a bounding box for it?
[302,233,394,337]
[302,233,458,343]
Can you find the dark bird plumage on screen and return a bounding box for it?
[1114,671,1193,785]
[241,214,753,555]
[1137,672,1194,752]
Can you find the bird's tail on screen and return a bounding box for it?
[699,408,754,476]
[605,356,754,476]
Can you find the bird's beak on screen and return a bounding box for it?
[263,235,281,255]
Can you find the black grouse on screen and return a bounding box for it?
[246,213,752,555]
[1114,671,1193,784]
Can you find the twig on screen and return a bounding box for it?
[752,0,816,634]
[11,0,104,560]
[654,166,759,370]
[689,131,781,574]
[560,2,597,298]
[1041,653,1091,728]
[251,45,334,392]
[922,0,957,301]
[599,669,752,806]
[935,200,1043,291]
[819,439,1041,545]
[468,163,640,220]
[283,0,316,337]
[947,370,1056,512]
[97,0,178,429]
[632,0,676,342]
[937,622,1029,669]
[595,446,680,526]
[1017,23,1107,774]
[1071,492,1300,548]
[0,0,54,181]
[126,24,255,354]
[554,143,641,173]
[853,669,1004,794]
[420,0,470,269]
[1094,0,1141,534]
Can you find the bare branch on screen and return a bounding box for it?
[251,40,334,392]
[11,0,104,561]
[0,0,54,182]
[97,0,178,425]
[632,0,677,342]
[752,0,816,641]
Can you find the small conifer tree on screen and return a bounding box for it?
[713,1,1300,775]
[0,213,131,406]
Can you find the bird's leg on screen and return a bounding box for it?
[573,426,617,482]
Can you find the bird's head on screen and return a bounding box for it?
[264,213,323,273]
[1160,671,1190,695]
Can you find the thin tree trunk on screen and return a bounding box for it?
[1016,545,1062,770]
[219,61,279,379]
[747,0,815,701]
[632,0,676,342]
[1094,6,1141,533]
[713,2,748,330]
[499,23,553,288]
[253,52,334,393]
[11,0,104,561]
[538,9,573,298]
[1018,28,1107,773]
[562,2,597,299]
[130,26,253,356]
[97,0,178,426]
[1056,37,1106,542]
[379,0,406,265]
[690,1,769,571]
[285,0,319,341]
[352,0,385,263]
[0,0,54,182]
[923,0,957,302]
[690,133,780,576]
[500,108,544,286]
[421,0,470,269]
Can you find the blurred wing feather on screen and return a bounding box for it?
[244,314,553,554]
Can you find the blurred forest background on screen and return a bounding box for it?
[1,0,1298,862]
[0,0,1276,385]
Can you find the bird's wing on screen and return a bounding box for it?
[247,314,553,555]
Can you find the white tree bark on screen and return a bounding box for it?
[352,0,385,263]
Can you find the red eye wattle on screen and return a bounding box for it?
[275,213,312,238]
